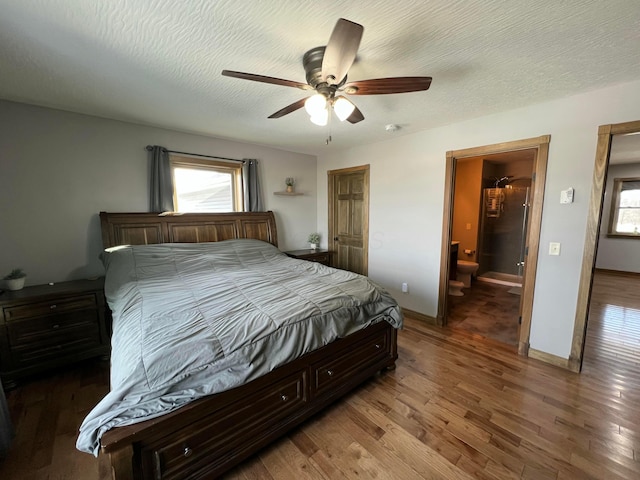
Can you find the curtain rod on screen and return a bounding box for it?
[145,145,245,164]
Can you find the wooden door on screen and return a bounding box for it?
[328,165,369,275]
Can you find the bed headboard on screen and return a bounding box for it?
[99,211,278,249]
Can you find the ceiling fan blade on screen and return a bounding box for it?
[321,19,363,85]
[222,70,312,90]
[268,98,308,119]
[343,77,432,95]
[346,105,364,124]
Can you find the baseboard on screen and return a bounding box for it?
[595,268,640,278]
[401,308,438,325]
[528,348,572,371]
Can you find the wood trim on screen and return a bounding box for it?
[570,119,640,372]
[518,138,550,356]
[436,152,456,326]
[402,307,438,325]
[594,268,640,278]
[169,155,244,213]
[528,348,571,371]
[438,135,551,359]
[327,165,370,275]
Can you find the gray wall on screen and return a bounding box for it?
[0,100,317,286]
[596,162,640,273]
[316,79,640,359]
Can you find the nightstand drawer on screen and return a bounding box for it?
[3,294,98,321]
[7,310,100,347]
[284,249,332,266]
[12,332,102,367]
[308,253,329,264]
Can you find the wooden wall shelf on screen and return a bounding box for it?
[274,191,304,196]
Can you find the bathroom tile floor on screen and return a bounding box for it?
[446,278,521,346]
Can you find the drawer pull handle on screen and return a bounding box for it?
[52,324,60,329]
[280,394,289,402]
[375,343,381,349]
[50,304,57,309]
[183,446,193,457]
[327,369,334,377]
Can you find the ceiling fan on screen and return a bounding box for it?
[221,18,432,126]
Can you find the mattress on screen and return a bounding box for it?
[77,239,402,455]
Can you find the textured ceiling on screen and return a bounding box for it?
[1,0,639,155]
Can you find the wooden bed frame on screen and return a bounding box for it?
[97,211,399,480]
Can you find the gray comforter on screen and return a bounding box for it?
[77,239,402,455]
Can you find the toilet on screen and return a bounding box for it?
[457,260,479,288]
[448,280,465,296]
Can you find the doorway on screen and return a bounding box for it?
[438,136,551,355]
[570,119,640,372]
[328,165,370,275]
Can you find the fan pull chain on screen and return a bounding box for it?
[325,109,333,145]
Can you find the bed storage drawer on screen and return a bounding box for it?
[143,371,307,480]
[311,327,390,396]
[101,322,398,480]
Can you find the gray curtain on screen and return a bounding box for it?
[243,159,264,212]
[0,378,13,458]
[149,145,174,212]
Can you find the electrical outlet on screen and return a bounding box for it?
[401,282,409,293]
[549,242,561,256]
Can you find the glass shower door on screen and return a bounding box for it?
[478,186,530,285]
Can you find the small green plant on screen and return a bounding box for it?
[308,233,320,244]
[4,268,26,280]
[285,177,295,186]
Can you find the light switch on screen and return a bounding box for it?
[466,223,471,230]
[549,242,561,256]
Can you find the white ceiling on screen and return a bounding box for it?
[1,0,639,155]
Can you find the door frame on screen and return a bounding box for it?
[328,164,370,275]
[569,119,640,372]
[437,135,550,356]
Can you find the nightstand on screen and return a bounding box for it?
[0,278,110,389]
[285,249,332,266]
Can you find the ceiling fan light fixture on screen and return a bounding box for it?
[333,96,355,122]
[310,108,329,126]
[304,93,328,116]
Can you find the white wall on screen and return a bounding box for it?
[317,79,640,360]
[596,162,640,273]
[0,100,317,286]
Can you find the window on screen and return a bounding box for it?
[608,177,640,237]
[171,156,243,212]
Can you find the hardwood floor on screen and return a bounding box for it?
[447,279,521,346]
[1,270,638,479]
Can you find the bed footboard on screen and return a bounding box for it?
[101,321,398,480]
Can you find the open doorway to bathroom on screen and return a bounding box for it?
[449,153,533,346]
[437,136,550,355]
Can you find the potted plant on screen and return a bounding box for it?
[4,268,26,291]
[308,233,320,250]
[285,177,295,193]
